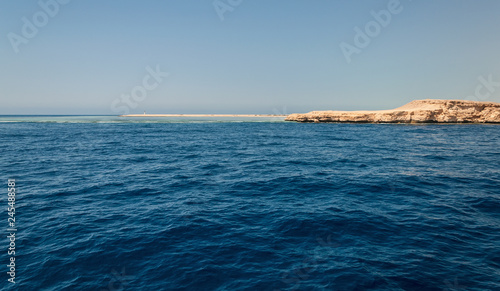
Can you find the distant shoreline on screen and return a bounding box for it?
[285,99,500,123]
[119,114,287,117]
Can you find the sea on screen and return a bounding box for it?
[0,116,499,290]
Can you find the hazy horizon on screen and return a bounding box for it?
[2,0,500,115]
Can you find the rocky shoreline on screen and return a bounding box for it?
[285,99,500,123]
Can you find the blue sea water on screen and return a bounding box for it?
[0,117,499,290]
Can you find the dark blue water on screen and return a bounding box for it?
[1,121,499,290]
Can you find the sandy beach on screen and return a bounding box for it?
[120,114,287,117]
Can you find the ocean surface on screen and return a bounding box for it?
[1,116,499,290]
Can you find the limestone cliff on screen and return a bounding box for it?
[285,99,500,123]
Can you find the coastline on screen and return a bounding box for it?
[285,99,500,123]
[120,114,287,118]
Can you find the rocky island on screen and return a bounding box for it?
[285,99,500,123]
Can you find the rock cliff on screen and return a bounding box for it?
[285,99,500,123]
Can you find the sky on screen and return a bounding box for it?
[1,0,499,115]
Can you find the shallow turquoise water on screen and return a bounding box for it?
[0,115,286,123]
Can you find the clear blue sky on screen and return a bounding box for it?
[1,0,499,114]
